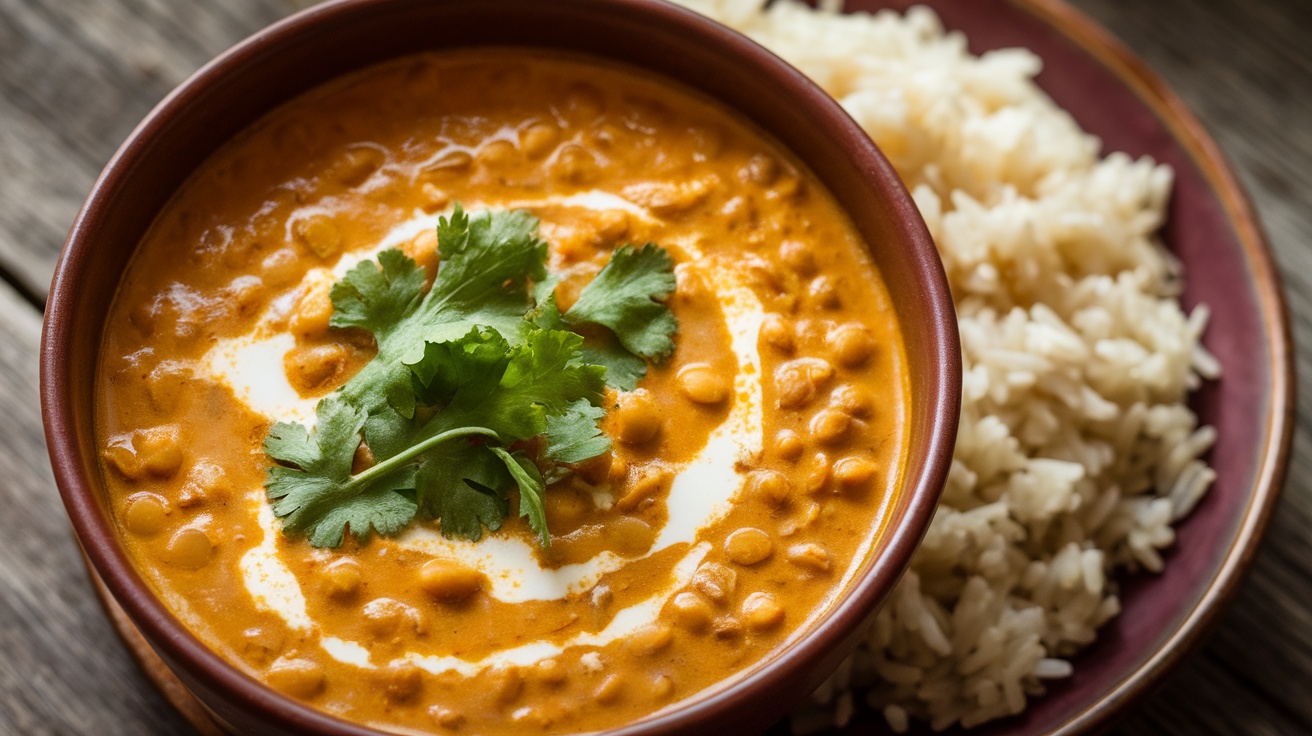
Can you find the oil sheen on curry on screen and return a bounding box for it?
[96,50,910,734]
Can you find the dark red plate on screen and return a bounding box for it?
[77,1,1293,735]
[811,0,1292,733]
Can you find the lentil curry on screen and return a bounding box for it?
[96,50,910,733]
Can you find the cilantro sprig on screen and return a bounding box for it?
[262,205,678,548]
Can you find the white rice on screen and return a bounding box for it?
[673,1,1219,730]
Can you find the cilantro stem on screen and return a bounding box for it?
[342,426,500,494]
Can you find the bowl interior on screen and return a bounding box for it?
[41,1,960,734]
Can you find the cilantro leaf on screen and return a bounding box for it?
[409,325,606,444]
[532,279,656,392]
[330,249,426,342]
[359,404,413,462]
[580,343,648,392]
[265,320,601,549]
[544,399,611,465]
[264,396,366,519]
[264,396,418,547]
[435,328,598,439]
[491,447,549,547]
[333,205,547,419]
[376,323,601,544]
[430,206,548,343]
[266,404,499,548]
[563,243,678,361]
[415,442,511,541]
[527,291,565,331]
[408,327,511,410]
[263,206,676,549]
[297,487,418,549]
[487,327,606,439]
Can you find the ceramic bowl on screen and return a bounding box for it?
[39,1,961,734]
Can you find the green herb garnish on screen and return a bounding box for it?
[263,205,678,548]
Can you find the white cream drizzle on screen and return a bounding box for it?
[215,192,766,673]
[238,493,314,631]
[405,543,710,676]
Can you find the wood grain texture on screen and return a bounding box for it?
[0,0,1309,734]
[0,0,291,301]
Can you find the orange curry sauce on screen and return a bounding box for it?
[96,51,910,734]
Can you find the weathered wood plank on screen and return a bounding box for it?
[0,0,292,302]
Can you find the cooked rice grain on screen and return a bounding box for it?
[673,1,1218,730]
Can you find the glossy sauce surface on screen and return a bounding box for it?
[96,50,910,734]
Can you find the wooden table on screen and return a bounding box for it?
[2,0,1309,733]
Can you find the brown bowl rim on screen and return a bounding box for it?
[38,0,962,734]
[1003,0,1296,733]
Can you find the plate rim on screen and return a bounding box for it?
[902,0,1295,733]
[788,0,1294,732]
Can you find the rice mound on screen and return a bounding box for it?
[674,1,1220,731]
